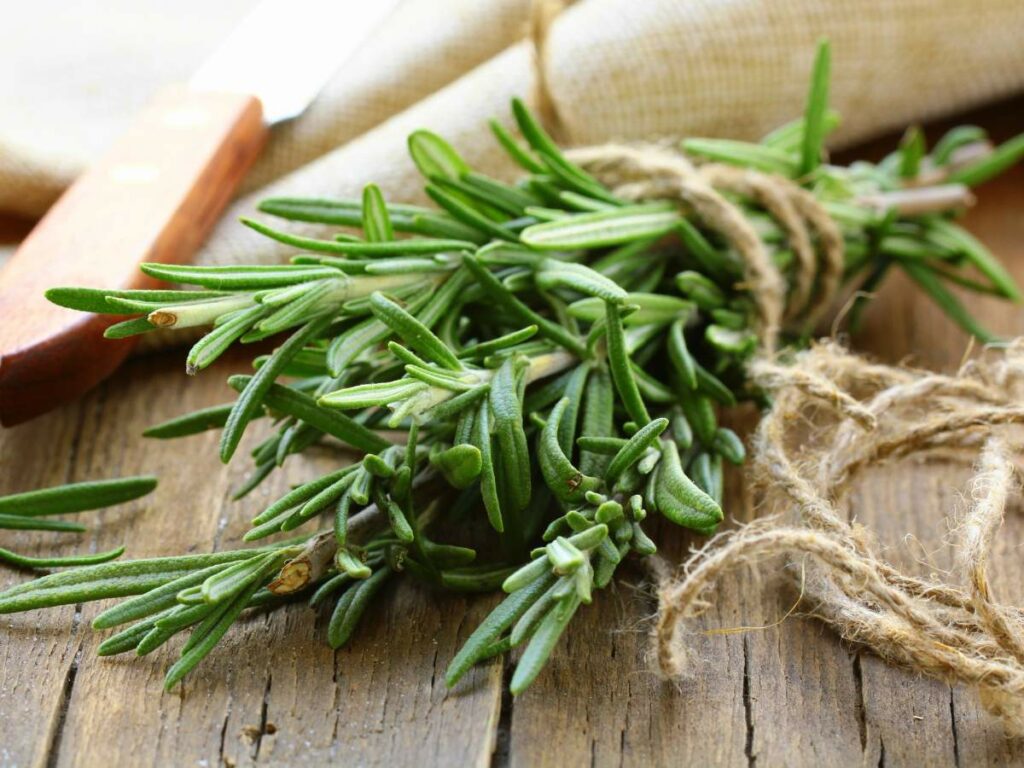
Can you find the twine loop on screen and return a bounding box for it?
[568,143,845,352]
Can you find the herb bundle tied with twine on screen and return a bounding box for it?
[5,41,1024,727]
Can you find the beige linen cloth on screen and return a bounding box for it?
[3,0,1024,269]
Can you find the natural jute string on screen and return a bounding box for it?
[570,140,1024,733]
[568,144,844,352]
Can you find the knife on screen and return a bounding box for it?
[0,0,400,426]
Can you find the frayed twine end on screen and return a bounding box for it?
[648,341,1024,736]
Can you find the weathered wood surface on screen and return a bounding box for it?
[2,98,1024,767]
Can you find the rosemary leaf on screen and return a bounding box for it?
[799,39,832,175]
[220,316,332,462]
[0,476,157,517]
[0,546,125,569]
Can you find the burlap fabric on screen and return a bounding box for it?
[3,0,1024,264]
[0,0,530,217]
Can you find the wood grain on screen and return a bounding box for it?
[2,97,1024,767]
[0,88,266,427]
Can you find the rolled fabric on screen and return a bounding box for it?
[194,0,1024,268]
[0,0,530,217]
[238,0,531,192]
[195,45,538,267]
[545,0,1024,147]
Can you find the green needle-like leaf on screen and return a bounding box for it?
[683,138,799,177]
[521,203,680,250]
[947,133,1024,187]
[538,399,601,505]
[409,130,471,180]
[327,567,390,649]
[510,594,582,695]
[604,302,650,425]
[141,262,342,289]
[800,39,832,175]
[605,418,669,483]
[361,183,394,242]
[900,262,997,342]
[0,546,125,569]
[220,316,331,463]
[473,400,504,533]
[369,292,462,370]
[0,476,157,517]
[143,403,237,439]
[241,218,475,256]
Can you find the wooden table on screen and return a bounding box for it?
[2,98,1024,768]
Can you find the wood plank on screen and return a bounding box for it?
[848,471,961,768]
[3,97,1024,768]
[506,521,748,768]
[1,350,503,767]
[0,398,89,767]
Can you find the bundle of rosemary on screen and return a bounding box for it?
[3,42,1023,694]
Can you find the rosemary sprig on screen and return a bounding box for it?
[0,477,156,567]
[7,41,1023,693]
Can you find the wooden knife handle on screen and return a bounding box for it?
[0,87,267,426]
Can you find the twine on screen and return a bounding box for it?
[564,139,1024,732]
[658,341,1024,735]
[567,144,844,352]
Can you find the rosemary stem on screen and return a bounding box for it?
[859,184,975,216]
[269,532,336,595]
[524,350,579,384]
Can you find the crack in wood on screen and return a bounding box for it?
[852,652,867,752]
[252,673,272,761]
[216,696,232,768]
[490,660,513,768]
[743,635,756,767]
[41,402,90,768]
[43,641,82,768]
[949,688,961,768]
[330,646,342,745]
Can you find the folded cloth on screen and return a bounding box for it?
[4,0,1024,264]
[193,0,1024,268]
[0,0,530,218]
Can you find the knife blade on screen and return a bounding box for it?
[0,0,401,426]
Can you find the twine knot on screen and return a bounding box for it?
[567,143,845,352]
